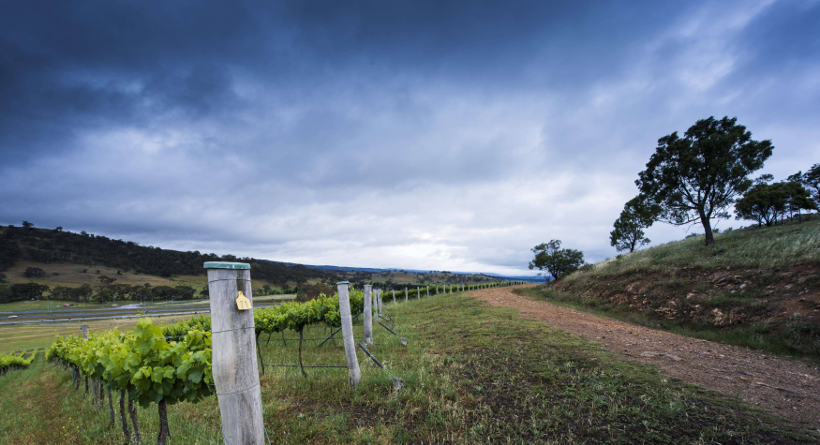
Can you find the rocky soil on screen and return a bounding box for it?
[553,264,820,330]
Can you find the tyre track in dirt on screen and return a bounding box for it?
[470,286,820,431]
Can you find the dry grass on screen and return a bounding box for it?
[570,216,820,282]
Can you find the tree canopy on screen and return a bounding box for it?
[528,240,585,280]
[788,163,820,208]
[636,116,772,245]
[735,178,817,226]
[610,195,660,253]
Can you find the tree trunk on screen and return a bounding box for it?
[107,387,115,426]
[119,389,131,445]
[156,399,169,445]
[700,210,715,245]
[298,328,307,378]
[256,331,265,376]
[85,376,89,395]
[281,331,287,347]
[128,392,141,445]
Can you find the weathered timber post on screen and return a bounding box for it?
[363,285,373,345]
[426,286,429,297]
[417,287,420,300]
[392,289,396,303]
[337,282,361,386]
[81,325,88,339]
[436,284,439,294]
[405,288,408,301]
[204,262,264,445]
[374,289,381,315]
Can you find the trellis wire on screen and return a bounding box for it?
[263,363,347,369]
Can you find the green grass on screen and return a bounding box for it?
[573,216,820,281]
[2,293,815,444]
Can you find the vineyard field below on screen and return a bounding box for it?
[1,291,815,444]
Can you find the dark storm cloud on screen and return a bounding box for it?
[1,0,819,274]
[0,0,676,164]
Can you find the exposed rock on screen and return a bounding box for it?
[711,308,727,326]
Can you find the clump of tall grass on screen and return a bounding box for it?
[568,215,820,282]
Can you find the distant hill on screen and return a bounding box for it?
[0,224,526,304]
[0,225,334,287]
[297,263,541,282]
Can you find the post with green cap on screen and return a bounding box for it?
[204,261,264,444]
[337,281,361,386]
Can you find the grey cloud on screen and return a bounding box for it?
[1,0,819,275]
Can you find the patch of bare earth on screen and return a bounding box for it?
[470,286,820,431]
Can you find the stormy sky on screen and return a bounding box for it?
[1,0,818,276]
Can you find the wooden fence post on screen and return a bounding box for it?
[81,325,88,339]
[376,289,381,315]
[204,262,264,444]
[405,288,408,301]
[392,289,396,303]
[363,285,373,345]
[417,287,420,300]
[426,286,429,298]
[337,282,361,386]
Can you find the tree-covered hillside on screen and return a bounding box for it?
[0,225,332,286]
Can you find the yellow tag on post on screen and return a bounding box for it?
[236,291,252,310]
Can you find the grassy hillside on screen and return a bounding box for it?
[1,293,814,444]
[523,216,820,360]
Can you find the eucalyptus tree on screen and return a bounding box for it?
[636,116,772,245]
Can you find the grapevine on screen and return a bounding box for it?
[0,351,35,375]
[48,318,213,445]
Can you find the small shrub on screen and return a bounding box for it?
[23,267,46,278]
[784,318,820,356]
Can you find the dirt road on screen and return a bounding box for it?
[470,286,820,430]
